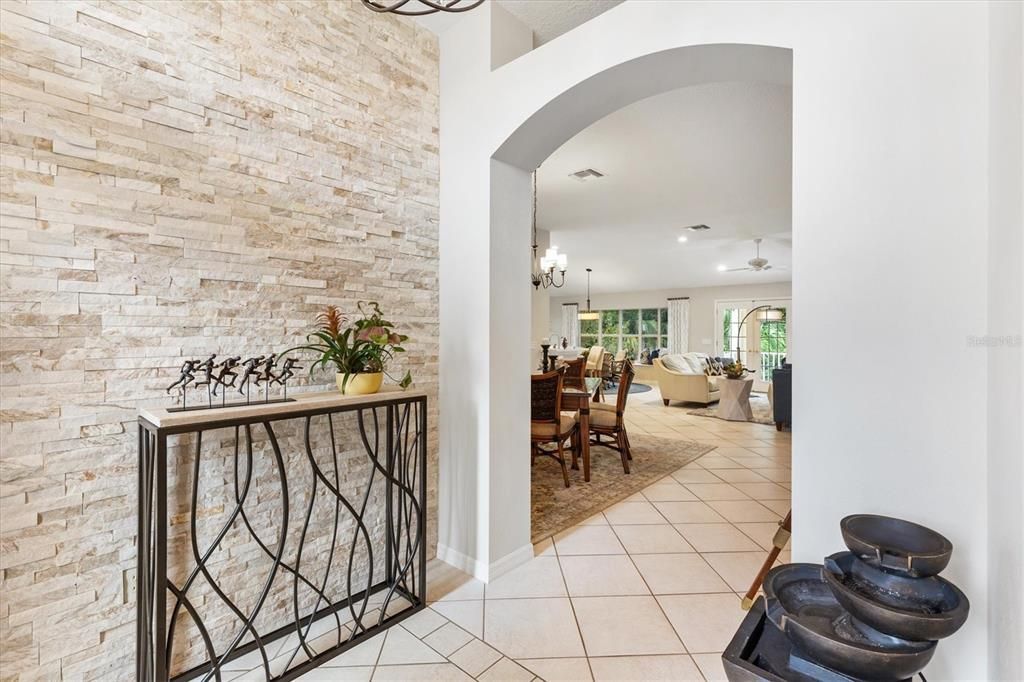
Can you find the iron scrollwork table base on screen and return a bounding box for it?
[137,388,428,681]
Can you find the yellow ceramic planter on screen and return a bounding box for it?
[336,372,383,396]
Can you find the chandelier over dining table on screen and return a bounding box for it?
[531,170,568,289]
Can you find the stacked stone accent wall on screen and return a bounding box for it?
[0,1,439,678]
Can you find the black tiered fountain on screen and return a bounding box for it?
[723,515,970,681]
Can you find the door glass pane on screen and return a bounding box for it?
[599,335,620,353]
[641,336,658,355]
[660,308,668,332]
[760,310,787,381]
[722,309,733,352]
[580,318,598,335]
[722,307,746,357]
[621,309,639,335]
[660,335,668,349]
[641,309,658,334]
[622,336,639,360]
[601,310,619,334]
[580,334,598,349]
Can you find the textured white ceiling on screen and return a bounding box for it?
[496,0,623,45]
[537,81,793,295]
[410,0,623,45]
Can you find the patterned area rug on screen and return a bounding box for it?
[606,382,652,395]
[688,393,775,426]
[531,433,716,543]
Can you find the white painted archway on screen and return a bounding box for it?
[435,4,1004,677]
[486,42,792,573]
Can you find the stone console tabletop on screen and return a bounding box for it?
[139,384,427,430]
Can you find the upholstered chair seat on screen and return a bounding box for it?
[578,402,617,428]
[531,414,576,438]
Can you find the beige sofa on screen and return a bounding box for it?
[653,354,721,406]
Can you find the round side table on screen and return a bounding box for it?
[718,377,754,421]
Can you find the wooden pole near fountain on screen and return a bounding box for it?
[742,510,791,610]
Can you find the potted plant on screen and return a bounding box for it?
[723,360,754,380]
[292,301,412,395]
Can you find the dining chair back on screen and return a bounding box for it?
[562,356,587,390]
[530,368,574,488]
[583,358,636,474]
[613,358,636,411]
[530,368,563,423]
[585,346,605,375]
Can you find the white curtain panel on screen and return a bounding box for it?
[561,303,580,348]
[668,298,689,354]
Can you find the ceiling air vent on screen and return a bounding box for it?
[569,168,605,181]
[685,224,711,232]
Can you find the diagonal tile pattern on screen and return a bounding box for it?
[237,387,791,681]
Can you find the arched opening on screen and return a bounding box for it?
[485,43,794,575]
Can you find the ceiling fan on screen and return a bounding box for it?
[719,238,785,273]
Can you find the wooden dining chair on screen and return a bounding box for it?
[530,368,576,488]
[609,349,627,383]
[584,345,605,377]
[586,359,636,474]
[562,356,587,390]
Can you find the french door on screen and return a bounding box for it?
[715,298,791,392]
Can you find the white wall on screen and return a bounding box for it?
[549,282,792,354]
[437,4,1011,676]
[437,4,492,576]
[490,1,532,70]
[986,2,1024,678]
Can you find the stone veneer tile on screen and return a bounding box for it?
[0,2,439,679]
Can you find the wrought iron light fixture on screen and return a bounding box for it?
[531,170,568,289]
[361,0,484,16]
[578,268,600,320]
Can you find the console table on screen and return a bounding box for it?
[137,387,428,681]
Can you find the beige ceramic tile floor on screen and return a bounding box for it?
[260,386,792,681]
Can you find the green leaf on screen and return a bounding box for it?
[399,371,412,389]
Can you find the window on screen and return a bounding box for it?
[580,307,667,360]
[580,317,598,350]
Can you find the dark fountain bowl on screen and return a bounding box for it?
[841,514,953,577]
[763,563,936,681]
[823,551,970,642]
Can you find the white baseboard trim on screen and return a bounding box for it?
[487,542,534,581]
[435,542,534,583]
[436,543,487,580]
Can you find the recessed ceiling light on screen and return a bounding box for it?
[716,264,727,272]
[677,236,688,243]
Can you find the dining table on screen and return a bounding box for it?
[558,377,602,482]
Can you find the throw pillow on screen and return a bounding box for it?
[680,353,708,374]
[661,354,693,374]
[704,357,724,376]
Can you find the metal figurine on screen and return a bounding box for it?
[166,359,200,408]
[259,354,278,383]
[211,356,241,398]
[191,354,218,407]
[237,356,265,402]
[166,352,300,411]
[272,357,302,399]
[258,354,278,402]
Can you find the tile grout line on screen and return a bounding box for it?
[552,524,596,682]
[611,516,708,682]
